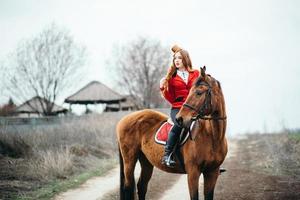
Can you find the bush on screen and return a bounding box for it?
[0,133,32,158]
[30,147,74,179]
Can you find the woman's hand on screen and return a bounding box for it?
[160,77,167,90]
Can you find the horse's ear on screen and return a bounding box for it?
[200,65,206,80]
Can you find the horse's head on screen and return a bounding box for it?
[176,66,225,128]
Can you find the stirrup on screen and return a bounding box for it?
[163,153,176,168]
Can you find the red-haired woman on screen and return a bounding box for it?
[160,45,199,167]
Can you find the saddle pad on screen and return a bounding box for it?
[155,119,194,146]
[155,121,173,145]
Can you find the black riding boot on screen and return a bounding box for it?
[161,125,181,167]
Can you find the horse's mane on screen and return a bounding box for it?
[194,74,222,90]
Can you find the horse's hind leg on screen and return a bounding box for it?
[203,168,219,200]
[120,146,139,200]
[137,152,153,200]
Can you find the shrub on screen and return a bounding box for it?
[0,133,32,158]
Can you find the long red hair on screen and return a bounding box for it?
[163,49,193,91]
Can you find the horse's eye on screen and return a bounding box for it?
[196,90,203,96]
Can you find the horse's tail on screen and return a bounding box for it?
[118,144,125,200]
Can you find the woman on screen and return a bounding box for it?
[160,45,199,167]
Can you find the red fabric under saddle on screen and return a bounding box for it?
[155,121,173,145]
[155,119,192,146]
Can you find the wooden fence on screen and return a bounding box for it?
[0,116,78,126]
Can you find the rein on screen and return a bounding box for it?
[183,82,227,122]
[182,81,226,141]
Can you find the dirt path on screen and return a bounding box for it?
[214,135,300,200]
[53,140,237,200]
[53,135,300,200]
[53,167,120,200]
[54,163,180,200]
[158,138,237,200]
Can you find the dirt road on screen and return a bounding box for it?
[54,134,300,200]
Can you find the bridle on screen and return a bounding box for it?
[183,82,227,121]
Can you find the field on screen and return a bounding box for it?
[1,111,300,200]
[0,112,131,200]
[215,133,300,200]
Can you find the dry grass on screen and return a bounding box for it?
[0,111,131,199]
[215,132,300,200]
[29,147,74,179]
[238,131,300,176]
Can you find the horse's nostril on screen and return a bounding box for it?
[176,117,183,126]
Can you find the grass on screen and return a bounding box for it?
[0,112,130,199]
[238,132,300,176]
[288,131,300,141]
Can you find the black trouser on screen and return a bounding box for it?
[166,108,182,147]
[170,108,182,134]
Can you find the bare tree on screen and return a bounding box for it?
[0,97,16,116]
[2,23,86,115]
[112,37,170,108]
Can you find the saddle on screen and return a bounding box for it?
[154,118,195,146]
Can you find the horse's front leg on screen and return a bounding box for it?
[203,168,219,200]
[187,167,201,200]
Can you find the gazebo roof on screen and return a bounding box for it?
[16,96,67,114]
[64,81,126,104]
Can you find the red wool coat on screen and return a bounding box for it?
[160,69,200,108]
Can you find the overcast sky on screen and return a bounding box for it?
[0,0,299,135]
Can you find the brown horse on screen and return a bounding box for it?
[116,66,227,200]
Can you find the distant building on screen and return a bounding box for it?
[16,96,68,117]
[105,95,138,112]
[64,81,126,113]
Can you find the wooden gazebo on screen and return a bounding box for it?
[64,81,126,113]
[104,95,138,112]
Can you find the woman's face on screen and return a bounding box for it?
[174,52,185,69]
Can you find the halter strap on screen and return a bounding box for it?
[183,82,226,121]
